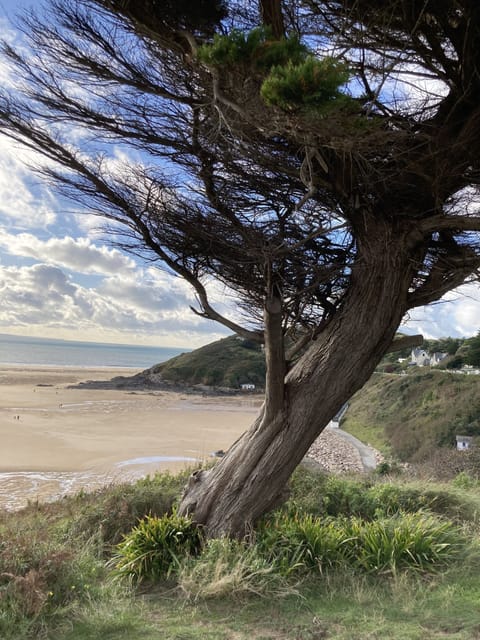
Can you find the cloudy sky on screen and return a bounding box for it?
[0,2,478,348]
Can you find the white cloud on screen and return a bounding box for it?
[402,283,480,339]
[0,230,137,275]
[0,262,228,347]
[0,136,57,229]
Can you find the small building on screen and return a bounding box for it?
[410,348,447,367]
[431,352,448,366]
[456,435,474,451]
[327,403,349,429]
[411,348,430,366]
[241,383,256,391]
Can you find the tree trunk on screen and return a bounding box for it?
[178,221,425,537]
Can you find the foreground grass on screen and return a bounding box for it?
[1,467,480,639]
[56,567,480,640]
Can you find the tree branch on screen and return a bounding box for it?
[420,215,480,233]
[384,334,423,354]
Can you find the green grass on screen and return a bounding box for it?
[2,467,480,639]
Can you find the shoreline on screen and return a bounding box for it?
[0,362,143,370]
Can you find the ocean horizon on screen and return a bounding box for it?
[0,333,188,368]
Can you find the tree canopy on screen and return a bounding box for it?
[1,0,478,349]
[1,0,479,536]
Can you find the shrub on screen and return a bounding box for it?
[260,57,351,111]
[256,510,463,577]
[256,512,354,575]
[288,469,477,523]
[111,512,202,582]
[0,533,106,639]
[288,471,374,517]
[346,512,463,575]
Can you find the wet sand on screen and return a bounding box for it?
[0,365,262,510]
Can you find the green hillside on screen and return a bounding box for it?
[341,370,480,461]
[149,335,265,388]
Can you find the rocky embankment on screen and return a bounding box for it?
[306,428,383,473]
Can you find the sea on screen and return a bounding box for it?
[0,333,187,369]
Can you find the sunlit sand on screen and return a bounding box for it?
[0,365,261,510]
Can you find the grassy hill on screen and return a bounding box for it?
[341,370,480,461]
[149,335,265,389]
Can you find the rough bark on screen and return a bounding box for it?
[178,219,425,537]
[260,0,286,38]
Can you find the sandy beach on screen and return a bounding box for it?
[0,365,262,510]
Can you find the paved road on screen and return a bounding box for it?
[335,428,378,471]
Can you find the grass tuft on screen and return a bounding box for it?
[111,511,202,582]
[177,538,296,601]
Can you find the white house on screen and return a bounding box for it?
[411,348,430,366]
[456,435,474,451]
[410,348,447,367]
[241,383,256,391]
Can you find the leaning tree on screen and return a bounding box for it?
[1,0,479,536]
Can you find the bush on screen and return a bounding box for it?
[288,470,375,517]
[0,532,106,639]
[451,471,480,490]
[346,512,462,575]
[260,56,351,111]
[288,469,477,523]
[256,512,355,575]
[257,511,463,577]
[414,447,480,482]
[111,512,202,582]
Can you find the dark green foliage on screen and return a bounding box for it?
[423,336,464,356]
[444,354,465,369]
[199,26,350,113]
[256,512,356,574]
[345,513,462,575]
[375,460,402,476]
[256,510,462,576]
[112,512,202,581]
[465,332,480,367]
[260,57,351,111]
[110,0,227,36]
[287,467,477,523]
[198,27,308,69]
